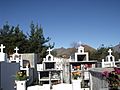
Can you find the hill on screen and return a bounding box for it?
[54,44,96,58]
[113,44,120,53]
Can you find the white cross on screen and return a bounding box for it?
[47,47,53,54]
[14,47,19,54]
[0,44,5,53]
[108,49,112,55]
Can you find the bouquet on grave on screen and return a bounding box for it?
[72,71,81,80]
[15,71,27,81]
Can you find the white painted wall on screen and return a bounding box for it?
[21,53,37,68]
[0,53,7,62]
[27,84,50,90]
[72,80,81,90]
[27,84,72,90]
[16,80,26,90]
[53,84,72,90]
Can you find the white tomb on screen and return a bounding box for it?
[13,47,30,76]
[11,47,35,90]
[37,47,63,85]
[69,45,97,90]
[43,48,55,70]
[9,47,22,64]
[75,45,88,62]
[0,44,7,62]
[102,49,116,68]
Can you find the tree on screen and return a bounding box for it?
[0,22,54,62]
[70,41,81,48]
[0,23,28,54]
[92,45,120,61]
[28,22,54,62]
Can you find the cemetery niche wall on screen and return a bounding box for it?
[69,45,97,90]
[37,48,63,86]
[1,42,120,90]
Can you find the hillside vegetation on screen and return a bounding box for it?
[54,44,120,61]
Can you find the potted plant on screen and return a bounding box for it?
[15,71,27,81]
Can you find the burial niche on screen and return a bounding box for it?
[77,54,86,61]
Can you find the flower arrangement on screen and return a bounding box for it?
[76,66,80,70]
[72,71,81,80]
[15,71,27,81]
[73,66,80,70]
[102,68,120,90]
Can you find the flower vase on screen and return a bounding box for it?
[15,80,26,90]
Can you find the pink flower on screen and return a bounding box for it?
[114,68,120,74]
[102,71,109,77]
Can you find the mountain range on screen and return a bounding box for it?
[54,43,120,58]
[54,44,96,58]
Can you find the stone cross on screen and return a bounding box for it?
[47,47,53,54]
[14,47,19,54]
[108,49,112,55]
[0,44,5,53]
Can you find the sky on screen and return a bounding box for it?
[0,0,120,49]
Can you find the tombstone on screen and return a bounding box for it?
[0,44,7,62]
[38,47,63,85]
[43,48,55,70]
[9,47,22,65]
[69,44,97,89]
[75,45,88,62]
[9,47,30,77]
[102,49,116,68]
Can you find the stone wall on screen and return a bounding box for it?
[89,70,108,90]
